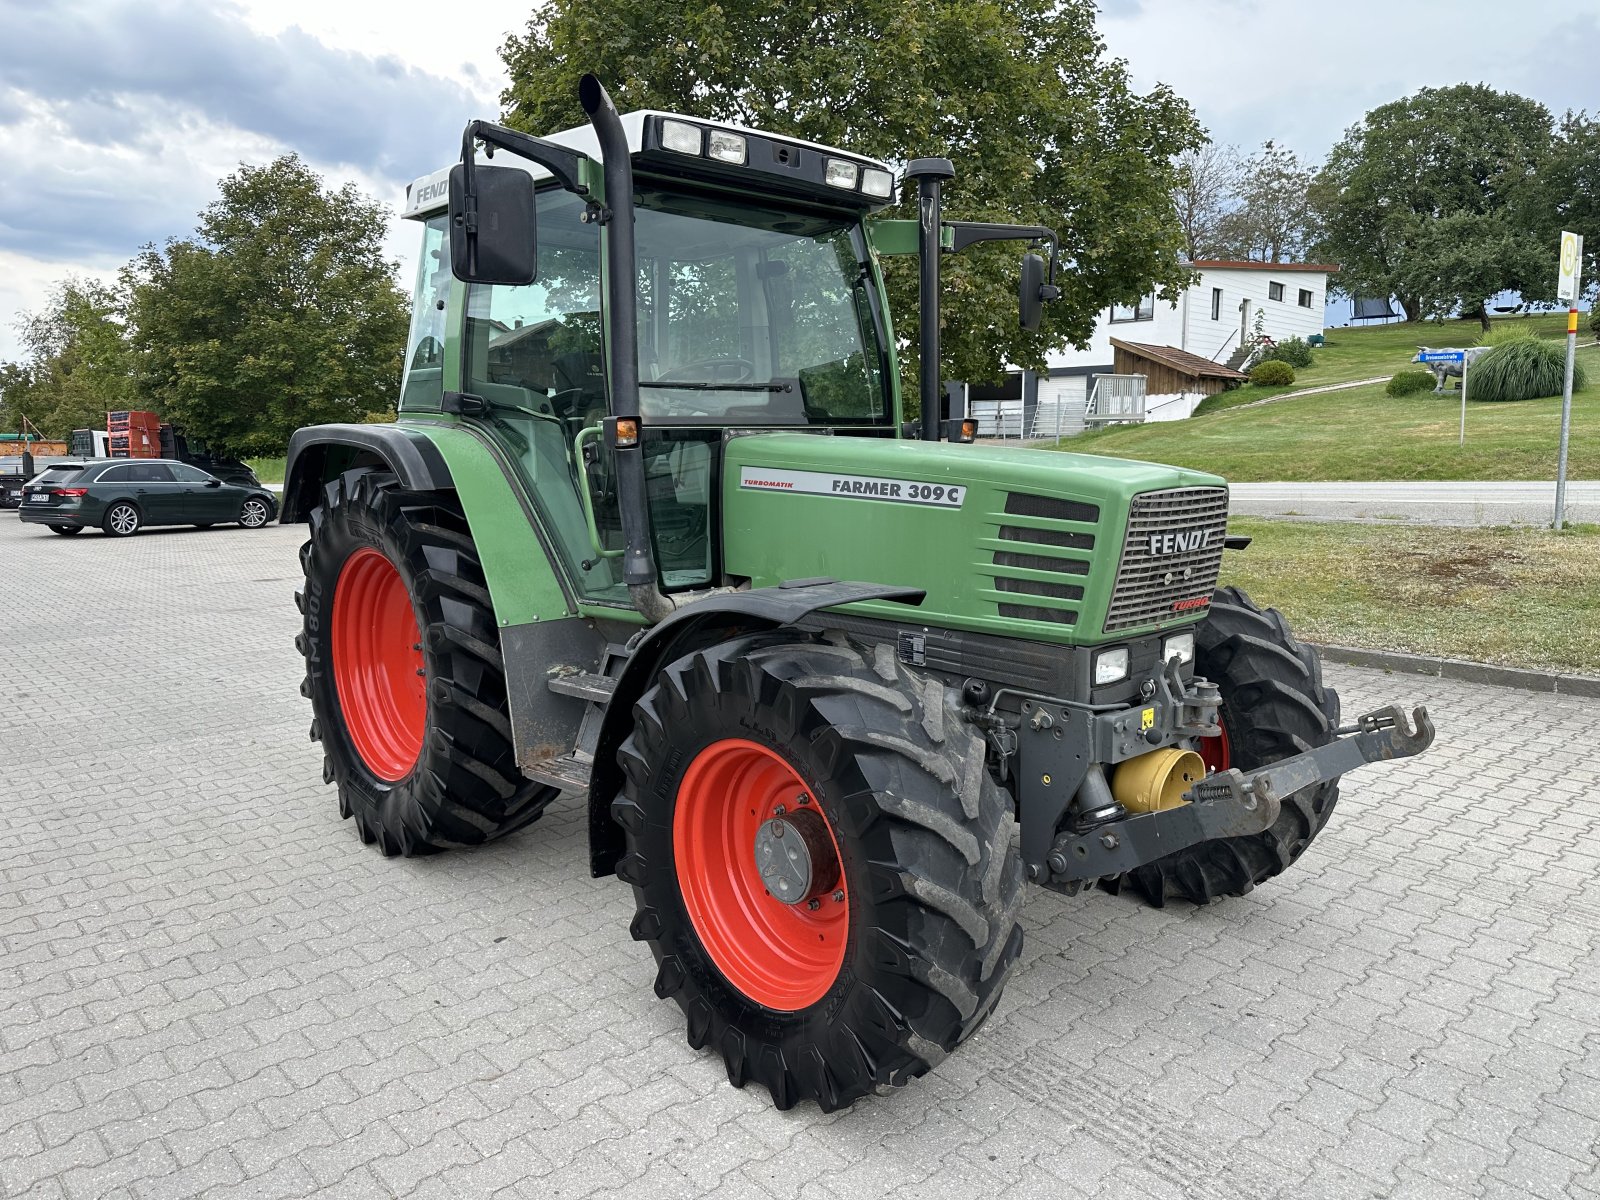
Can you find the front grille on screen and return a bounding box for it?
[1105,486,1229,632]
[991,493,1098,627]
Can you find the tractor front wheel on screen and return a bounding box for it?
[1115,585,1341,906]
[296,469,557,855]
[613,635,1025,1111]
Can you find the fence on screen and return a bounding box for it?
[1082,374,1147,426]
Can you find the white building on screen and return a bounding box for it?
[983,260,1335,437]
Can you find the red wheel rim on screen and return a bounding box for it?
[1199,720,1232,775]
[673,739,848,1011]
[332,547,426,782]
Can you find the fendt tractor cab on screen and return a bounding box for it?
[282,75,1433,1111]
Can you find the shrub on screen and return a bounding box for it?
[1262,336,1315,368]
[1249,360,1295,386]
[1386,370,1437,397]
[1469,333,1587,402]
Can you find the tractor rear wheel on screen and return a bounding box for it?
[296,468,557,855]
[1115,585,1341,906]
[613,634,1025,1111]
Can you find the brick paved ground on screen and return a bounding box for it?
[1,512,1597,1200]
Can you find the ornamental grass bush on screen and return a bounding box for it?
[1249,360,1295,386]
[1386,370,1437,397]
[1469,332,1586,402]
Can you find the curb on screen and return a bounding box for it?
[1311,642,1600,699]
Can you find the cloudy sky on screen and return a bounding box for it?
[1,0,1595,360]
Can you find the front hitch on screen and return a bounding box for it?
[1046,705,1434,883]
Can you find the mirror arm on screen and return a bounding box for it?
[459,119,592,199]
[944,221,1061,285]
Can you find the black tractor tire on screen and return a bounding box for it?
[102,502,141,537]
[613,634,1025,1111]
[296,468,558,856]
[1115,585,1341,907]
[50,525,83,536]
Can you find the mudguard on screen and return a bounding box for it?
[279,423,455,521]
[587,580,927,877]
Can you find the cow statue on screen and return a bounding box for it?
[1414,346,1490,393]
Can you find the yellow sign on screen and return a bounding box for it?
[1140,707,1156,731]
[1558,231,1583,302]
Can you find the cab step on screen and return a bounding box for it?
[547,672,618,704]
[526,751,594,795]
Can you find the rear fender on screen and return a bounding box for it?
[586,581,925,877]
[286,418,581,770]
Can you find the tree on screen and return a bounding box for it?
[123,155,408,456]
[4,279,136,437]
[499,0,1205,389]
[1171,142,1243,261]
[1534,111,1600,299]
[1214,141,1317,264]
[1313,84,1554,326]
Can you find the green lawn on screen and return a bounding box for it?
[1224,517,1600,675]
[1064,314,1597,480]
[247,456,286,484]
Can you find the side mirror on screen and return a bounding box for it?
[1019,252,1046,331]
[205,478,222,488]
[449,163,538,285]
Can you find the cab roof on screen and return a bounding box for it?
[404,110,895,220]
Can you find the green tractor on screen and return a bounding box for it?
[283,76,1433,1111]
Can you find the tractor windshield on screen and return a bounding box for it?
[633,191,889,426]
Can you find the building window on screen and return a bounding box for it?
[1298,288,1314,308]
[1268,281,1285,302]
[1210,287,1222,321]
[1110,294,1154,322]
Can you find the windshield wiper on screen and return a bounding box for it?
[640,381,794,392]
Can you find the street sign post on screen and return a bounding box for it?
[1417,350,1470,445]
[1555,231,1583,530]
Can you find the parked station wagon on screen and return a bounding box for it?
[17,459,278,537]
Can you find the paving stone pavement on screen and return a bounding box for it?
[1,511,1598,1200]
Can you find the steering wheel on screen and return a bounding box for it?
[656,357,757,385]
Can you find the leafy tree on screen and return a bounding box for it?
[4,279,136,437]
[1534,111,1600,303]
[499,0,1205,392]
[1313,84,1554,327]
[124,155,408,456]
[1171,142,1243,261]
[1214,141,1318,264]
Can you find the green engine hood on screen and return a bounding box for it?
[721,434,1227,645]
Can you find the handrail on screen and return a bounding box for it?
[572,424,623,561]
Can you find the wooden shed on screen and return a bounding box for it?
[1109,338,1247,397]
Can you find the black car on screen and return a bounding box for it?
[17,459,279,537]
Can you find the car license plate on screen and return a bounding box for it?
[27,494,50,504]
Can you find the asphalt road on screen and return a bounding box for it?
[1229,480,1600,527]
[2,511,1598,1199]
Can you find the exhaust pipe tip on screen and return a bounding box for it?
[578,73,606,117]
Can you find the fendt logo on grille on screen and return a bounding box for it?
[1146,529,1212,556]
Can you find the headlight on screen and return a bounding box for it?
[823,158,859,189]
[661,120,703,156]
[1163,632,1196,665]
[1094,647,1131,685]
[707,130,747,164]
[860,168,894,198]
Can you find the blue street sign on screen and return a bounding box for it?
[1416,350,1466,364]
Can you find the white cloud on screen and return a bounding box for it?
[1098,0,1600,156]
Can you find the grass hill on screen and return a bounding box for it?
[1059,314,1596,481]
